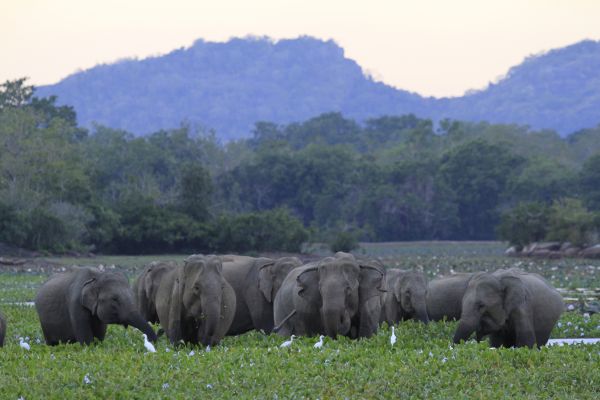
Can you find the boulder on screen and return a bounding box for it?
[580,245,600,259]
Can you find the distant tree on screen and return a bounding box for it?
[440,140,524,239]
[0,78,34,109]
[580,153,600,210]
[545,198,598,247]
[497,202,550,248]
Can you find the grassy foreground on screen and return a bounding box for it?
[1,243,599,399]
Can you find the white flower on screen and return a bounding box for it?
[567,304,575,311]
[567,321,572,326]
[441,357,448,363]
[583,313,590,319]
[206,384,213,389]
[188,350,195,356]
[428,351,433,357]
[162,383,169,390]
[557,322,562,328]
[83,374,92,384]
[165,348,170,352]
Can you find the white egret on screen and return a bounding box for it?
[143,334,156,353]
[314,335,324,349]
[280,335,296,348]
[19,337,30,351]
[390,327,396,346]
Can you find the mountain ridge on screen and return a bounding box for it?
[36,36,600,139]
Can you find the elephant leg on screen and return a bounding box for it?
[489,333,505,348]
[91,318,107,341]
[70,311,95,345]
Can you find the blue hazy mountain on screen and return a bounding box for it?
[36,37,600,139]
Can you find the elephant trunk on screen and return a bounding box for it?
[322,307,350,338]
[413,300,430,324]
[126,311,158,342]
[199,294,222,346]
[453,317,477,344]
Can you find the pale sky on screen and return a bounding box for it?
[2,0,600,97]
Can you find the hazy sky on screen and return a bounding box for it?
[2,0,600,97]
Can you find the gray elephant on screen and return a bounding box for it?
[222,255,302,335]
[155,254,236,346]
[273,254,385,339]
[453,268,564,348]
[426,272,475,321]
[0,309,5,347]
[380,269,429,325]
[35,266,157,345]
[133,261,176,323]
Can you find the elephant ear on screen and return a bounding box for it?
[168,269,184,342]
[357,261,385,338]
[296,266,318,298]
[358,261,386,301]
[81,278,99,315]
[257,259,276,302]
[501,275,527,315]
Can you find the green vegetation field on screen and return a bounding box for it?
[1,242,599,399]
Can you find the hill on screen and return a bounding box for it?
[36,37,600,138]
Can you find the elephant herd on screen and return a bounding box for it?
[0,252,565,350]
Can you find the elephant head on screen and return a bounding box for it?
[296,257,361,338]
[333,252,387,338]
[81,271,157,341]
[392,271,429,324]
[174,254,230,346]
[258,257,302,303]
[453,272,529,345]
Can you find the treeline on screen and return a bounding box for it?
[1,79,600,254]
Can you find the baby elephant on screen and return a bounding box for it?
[155,255,236,346]
[0,309,6,347]
[35,266,157,345]
[380,269,429,325]
[453,268,564,348]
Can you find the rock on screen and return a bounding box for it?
[533,242,562,251]
[564,247,581,257]
[580,245,600,259]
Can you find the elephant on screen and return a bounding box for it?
[452,268,564,348]
[0,309,5,347]
[426,272,475,321]
[221,255,302,335]
[155,254,236,346]
[34,266,157,345]
[273,253,386,339]
[380,269,429,325]
[133,261,177,323]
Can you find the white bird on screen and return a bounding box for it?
[390,327,397,346]
[280,335,296,348]
[19,337,30,351]
[143,334,156,353]
[314,335,324,349]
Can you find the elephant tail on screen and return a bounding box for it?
[273,309,297,333]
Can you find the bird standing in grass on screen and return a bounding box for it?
[280,335,296,348]
[19,337,30,351]
[390,327,396,346]
[143,334,156,353]
[314,335,324,349]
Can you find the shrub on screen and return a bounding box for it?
[497,202,550,248]
[329,231,360,253]
[212,208,308,253]
[545,198,598,247]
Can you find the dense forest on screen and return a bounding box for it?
[37,37,600,138]
[2,79,600,254]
